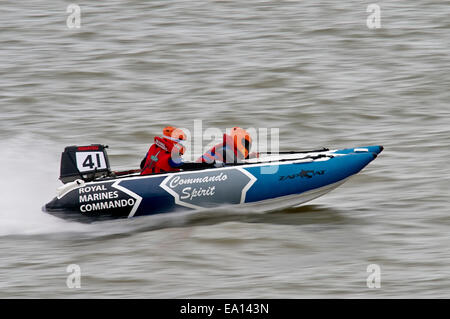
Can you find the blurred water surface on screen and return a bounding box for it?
[0,0,449,298]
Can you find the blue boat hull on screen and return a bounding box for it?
[44,145,383,221]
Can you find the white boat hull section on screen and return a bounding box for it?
[244,150,340,164]
[240,178,350,212]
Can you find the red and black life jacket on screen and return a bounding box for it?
[140,137,182,175]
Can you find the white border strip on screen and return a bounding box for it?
[237,167,257,204]
[112,180,143,218]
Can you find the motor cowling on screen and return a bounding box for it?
[59,144,111,184]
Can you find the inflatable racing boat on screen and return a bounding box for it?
[43,144,383,221]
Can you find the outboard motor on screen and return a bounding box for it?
[59,144,111,184]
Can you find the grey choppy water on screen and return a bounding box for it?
[0,0,449,298]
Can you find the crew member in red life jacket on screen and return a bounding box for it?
[140,126,218,175]
[140,126,188,175]
[197,127,259,164]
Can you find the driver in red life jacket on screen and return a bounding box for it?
[140,126,220,175]
[197,127,259,164]
[140,126,188,175]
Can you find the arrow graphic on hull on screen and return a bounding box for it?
[159,167,257,210]
[112,180,143,218]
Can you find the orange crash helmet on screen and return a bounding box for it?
[162,126,187,155]
[230,127,252,158]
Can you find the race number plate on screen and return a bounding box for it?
[76,151,108,173]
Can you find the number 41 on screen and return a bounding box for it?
[83,154,101,169]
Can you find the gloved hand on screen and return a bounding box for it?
[213,161,226,168]
[248,152,260,159]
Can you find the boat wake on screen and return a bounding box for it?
[0,139,87,237]
[0,139,263,238]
